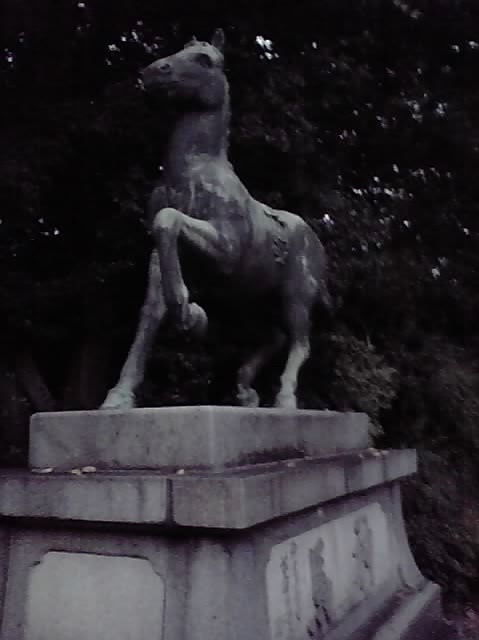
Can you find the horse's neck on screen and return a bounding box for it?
[164,103,230,181]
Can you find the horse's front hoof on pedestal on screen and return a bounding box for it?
[274,392,297,410]
[100,388,136,410]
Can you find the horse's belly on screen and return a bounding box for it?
[179,242,279,303]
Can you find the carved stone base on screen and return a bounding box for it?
[0,408,445,640]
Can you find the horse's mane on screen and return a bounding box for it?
[183,37,220,52]
[184,37,208,49]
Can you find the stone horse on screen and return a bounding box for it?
[101,29,332,410]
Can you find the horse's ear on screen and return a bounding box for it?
[211,28,225,53]
[184,35,198,48]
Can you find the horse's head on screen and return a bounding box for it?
[141,29,227,110]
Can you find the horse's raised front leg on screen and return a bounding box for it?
[101,250,166,409]
[152,207,233,334]
[237,330,286,407]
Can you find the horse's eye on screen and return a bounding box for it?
[195,53,213,68]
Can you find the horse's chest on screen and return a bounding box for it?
[179,180,233,218]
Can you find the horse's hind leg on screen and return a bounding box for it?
[100,250,166,409]
[275,274,314,410]
[274,223,322,409]
[237,329,286,407]
[274,308,311,410]
[152,207,234,334]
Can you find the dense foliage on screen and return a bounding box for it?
[1,0,479,617]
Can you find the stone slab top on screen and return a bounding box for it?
[0,448,416,529]
[29,406,371,472]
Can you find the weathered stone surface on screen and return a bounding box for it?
[170,449,417,528]
[29,406,370,471]
[0,527,9,629]
[0,470,168,524]
[367,581,441,640]
[266,502,392,638]
[24,552,165,640]
[0,449,414,528]
[0,405,441,639]
[0,483,442,640]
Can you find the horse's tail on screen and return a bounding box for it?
[306,226,334,317]
[315,277,335,320]
[313,278,337,328]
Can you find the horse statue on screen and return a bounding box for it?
[101,29,332,411]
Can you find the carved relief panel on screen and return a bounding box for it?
[266,503,392,639]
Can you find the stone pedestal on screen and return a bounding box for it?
[0,407,444,639]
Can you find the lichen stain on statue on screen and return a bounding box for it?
[100,28,332,411]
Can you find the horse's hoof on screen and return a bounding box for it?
[274,393,297,410]
[237,386,260,408]
[100,388,135,410]
[187,303,208,337]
